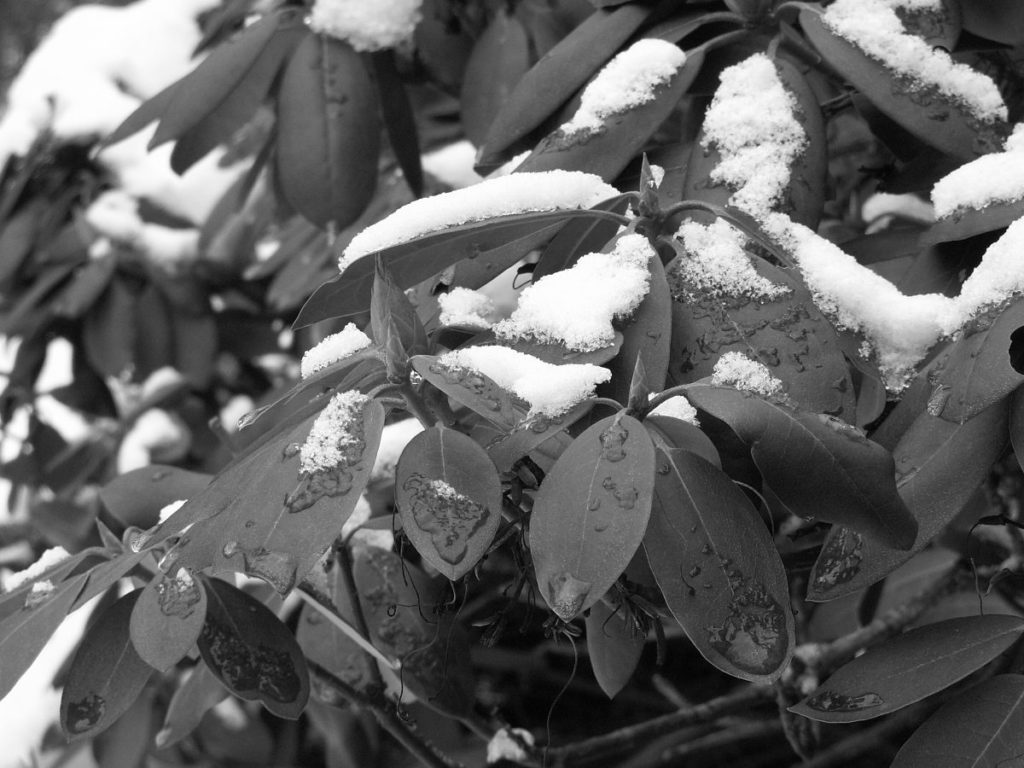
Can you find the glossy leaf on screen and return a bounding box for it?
[532,196,630,282]
[396,427,503,580]
[585,599,645,699]
[130,568,207,673]
[101,80,179,148]
[61,590,153,740]
[799,6,1007,160]
[921,200,1024,246]
[371,257,428,359]
[531,412,655,620]
[960,0,1024,45]
[892,674,1024,768]
[644,414,720,468]
[155,662,228,749]
[276,34,380,229]
[791,616,1024,723]
[100,465,212,530]
[684,385,915,549]
[809,395,1008,601]
[370,50,422,195]
[478,4,651,165]
[296,599,376,695]
[198,575,309,719]
[644,449,794,683]
[864,547,960,625]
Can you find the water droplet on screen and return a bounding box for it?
[124,526,151,553]
[403,473,490,566]
[805,690,884,712]
[66,693,105,735]
[222,541,240,558]
[657,463,670,475]
[151,470,170,481]
[587,499,601,511]
[599,417,629,463]
[244,520,256,529]
[689,565,701,577]
[601,477,639,510]
[157,569,202,618]
[157,537,189,574]
[700,543,712,556]
[282,442,301,459]
[547,572,591,620]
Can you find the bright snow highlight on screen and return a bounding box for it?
[300,323,373,380]
[301,391,369,474]
[711,352,785,398]
[309,0,423,51]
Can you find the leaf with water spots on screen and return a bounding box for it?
[808,397,1008,601]
[644,449,794,683]
[130,568,207,673]
[396,427,502,581]
[60,590,153,740]
[891,674,1024,768]
[197,575,309,719]
[99,465,212,530]
[791,615,1024,723]
[684,384,916,549]
[586,599,646,699]
[530,412,655,621]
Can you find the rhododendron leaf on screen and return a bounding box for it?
[809,398,1008,601]
[644,415,720,468]
[155,662,228,749]
[586,599,645,699]
[395,427,502,580]
[531,412,655,620]
[532,194,631,280]
[609,253,670,406]
[197,575,309,719]
[61,590,153,740]
[684,385,915,548]
[101,81,180,148]
[921,200,1024,247]
[791,616,1024,723]
[370,257,428,359]
[960,0,1024,45]
[100,465,212,530]
[644,449,793,683]
[130,569,207,673]
[371,50,422,196]
[276,34,380,229]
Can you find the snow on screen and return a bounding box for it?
[118,408,191,473]
[340,171,619,271]
[437,345,611,417]
[649,164,666,189]
[710,352,785,398]
[649,395,700,425]
[85,190,200,267]
[300,391,370,474]
[487,727,535,764]
[932,124,1024,217]
[862,192,934,226]
[2,547,70,593]
[673,219,789,300]
[701,53,807,221]
[300,323,373,379]
[493,233,653,351]
[309,0,423,52]
[158,499,188,525]
[438,288,498,329]
[421,141,483,189]
[822,0,1007,123]
[558,39,686,139]
[219,395,256,433]
[371,418,424,481]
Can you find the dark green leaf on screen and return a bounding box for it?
[960,0,1024,45]
[198,575,309,719]
[371,50,422,196]
[920,200,1024,246]
[83,276,136,378]
[585,599,645,699]
[863,547,960,625]
[531,194,631,281]
[644,414,720,468]
[0,198,42,289]
[60,590,153,740]
[685,385,915,548]
[276,34,380,229]
[51,254,117,319]
[396,426,503,580]
[531,412,655,620]
[609,251,671,406]
[154,662,228,749]
[791,616,1024,723]
[296,594,376,695]
[371,256,428,358]
[100,465,212,530]
[460,10,531,146]
[130,568,207,672]
[101,80,180,148]
[644,449,794,682]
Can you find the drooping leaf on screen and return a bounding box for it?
[891,674,1024,768]
[100,80,180,148]
[684,385,915,549]
[60,590,153,740]
[791,615,1024,723]
[130,569,207,673]
[531,412,655,621]
[532,194,631,280]
[799,6,1008,161]
[585,599,645,699]
[862,547,960,625]
[478,4,652,165]
[100,465,212,530]
[91,686,155,768]
[276,33,380,229]
[197,575,309,719]
[154,662,228,749]
[644,449,794,683]
[395,427,503,580]
[809,396,1008,601]
[371,50,423,196]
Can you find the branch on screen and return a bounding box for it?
[793,701,936,768]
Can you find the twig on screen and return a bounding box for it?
[793,701,936,768]
[635,720,785,768]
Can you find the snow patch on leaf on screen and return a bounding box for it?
[932,124,1024,217]
[300,323,373,379]
[649,395,700,425]
[438,288,498,329]
[673,219,789,300]
[309,0,423,51]
[486,727,534,764]
[711,352,785,398]
[2,547,70,593]
[300,391,370,474]
[158,499,188,525]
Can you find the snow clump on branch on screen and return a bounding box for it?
[309,0,423,52]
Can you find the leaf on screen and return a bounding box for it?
[585,599,645,699]
[960,0,1024,45]
[100,465,212,530]
[60,590,153,740]
[863,547,960,625]
[799,6,1008,161]
[532,194,631,281]
[920,200,1024,246]
[891,674,1024,768]
[809,398,1008,601]
[530,412,655,620]
[130,569,207,673]
[370,257,428,359]
[0,573,88,701]
[644,449,794,682]
[295,208,622,327]
[933,298,1024,423]
[516,45,701,182]
[101,80,180,148]
[155,663,228,749]
[478,4,652,165]
[790,615,1024,723]
[276,34,380,229]
[198,575,310,719]
[396,427,502,580]
[51,253,117,319]
[0,198,43,289]
[644,414,720,468]
[371,50,422,196]
[684,385,915,549]
[169,399,384,593]
[82,276,136,378]
[296,599,376,695]
[897,0,961,50]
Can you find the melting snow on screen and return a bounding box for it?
[437,346,610,417]
[649,395,700,425]
[932,124,1024,217]
[340,170,619,271]
[158,499,188,525]
[300,323,373,379]
[3,547,70,593]
[673,219,789,300]
[711,352,785,398]
[300,391,369,474]
[822,0,1006,123]
[558,39,686,139]
[309,0,423,51]
[493,233,653,351]
[438,288,498,329]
